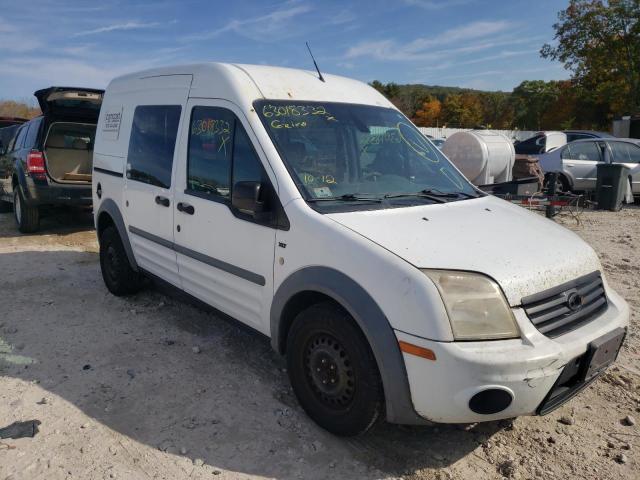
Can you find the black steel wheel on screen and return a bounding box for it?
[286,301,384,436]
[99,226,144,296]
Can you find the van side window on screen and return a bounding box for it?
[127,105,181,189]
[232,124,268,186]
[187,107,234,198]
[186,106,287,228]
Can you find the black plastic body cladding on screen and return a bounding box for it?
[270,266,428,425]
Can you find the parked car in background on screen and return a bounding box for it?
[93,63,628,436]
[514,130,614,156]
[0,125,20,157]
[0,117,28,157]
[431,138,445,149]
[538,137,640,195]
[0,87,103,232]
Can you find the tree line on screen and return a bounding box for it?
[0,100,40,120]
[370,79,611,131]
[372,0,639,132]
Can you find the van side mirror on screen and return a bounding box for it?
[232,181,267,218]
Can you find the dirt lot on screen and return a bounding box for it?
[0,206,638,480]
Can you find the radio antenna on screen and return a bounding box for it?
[306,42,325,82]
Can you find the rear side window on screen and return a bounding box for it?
[127,105,181,188]
[13,125,28,150]
[186,106,268,200]
[610,142,640,164]
[563,142,601,161]
[566,133,592,142]
[24,118,42,149]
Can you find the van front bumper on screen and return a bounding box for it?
[396,289,629,423]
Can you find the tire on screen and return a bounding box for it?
[286,301,384,436]
[13,187,39,233]
[99,226,144,296]
[544,174,568,194]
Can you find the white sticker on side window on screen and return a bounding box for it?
[102,106,123,140]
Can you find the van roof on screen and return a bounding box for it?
[107,62,392,107]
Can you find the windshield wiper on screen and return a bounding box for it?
[383,190,447,203]
[307,193,382,203]
[384,189,480,202]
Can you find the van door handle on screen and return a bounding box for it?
[177,202,195,215]
[155,195,170,207]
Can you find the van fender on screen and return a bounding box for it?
[270,266,428,425]
[96,198,138,271]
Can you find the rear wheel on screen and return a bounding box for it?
[99,226,144,296]
[286,302,384,436]
[13,187,39,233]
[544,173,569,194]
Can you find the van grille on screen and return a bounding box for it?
[521,271,607,338]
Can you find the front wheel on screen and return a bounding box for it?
[286,302,384,436]
[13,187,39,233]
[99,226,144,296]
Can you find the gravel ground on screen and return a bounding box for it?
[0,205,638,480]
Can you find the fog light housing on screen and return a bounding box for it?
[469,388,513,414]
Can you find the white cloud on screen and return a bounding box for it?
[184,2,312,42]
[403,0,474,9]
[329,9,356,25]
[73,21,162,37]
[345,21,522,62]
[0,16,41,51]
[1,55,172,89]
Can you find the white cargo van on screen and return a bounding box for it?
[93,63,629,436]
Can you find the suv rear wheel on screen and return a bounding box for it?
[286,301,384,436]
[99,226,144,296]
[13,187,39,233]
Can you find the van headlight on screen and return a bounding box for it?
[423,270,520,341]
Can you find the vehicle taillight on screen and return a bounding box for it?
[27,150,46,174]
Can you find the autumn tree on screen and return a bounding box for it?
[510,80,561,129]
[541,0,640,116]
[413,96,442,126]
[441,93,483,127]
[478,92,514,129]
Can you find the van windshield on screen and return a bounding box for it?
[255,100,478,207]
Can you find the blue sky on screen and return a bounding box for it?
[0,0,569,102]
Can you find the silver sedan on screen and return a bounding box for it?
[537,138,640,195]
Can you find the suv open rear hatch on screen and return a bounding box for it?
[34,87,104,120]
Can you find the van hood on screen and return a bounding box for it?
[34,87,103,120]
[327,195,601,306]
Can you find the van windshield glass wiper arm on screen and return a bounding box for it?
[383,190,448,203]
[306,193,382,203]
[384,189,480,202]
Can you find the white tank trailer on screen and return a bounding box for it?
[441,130,515,185]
